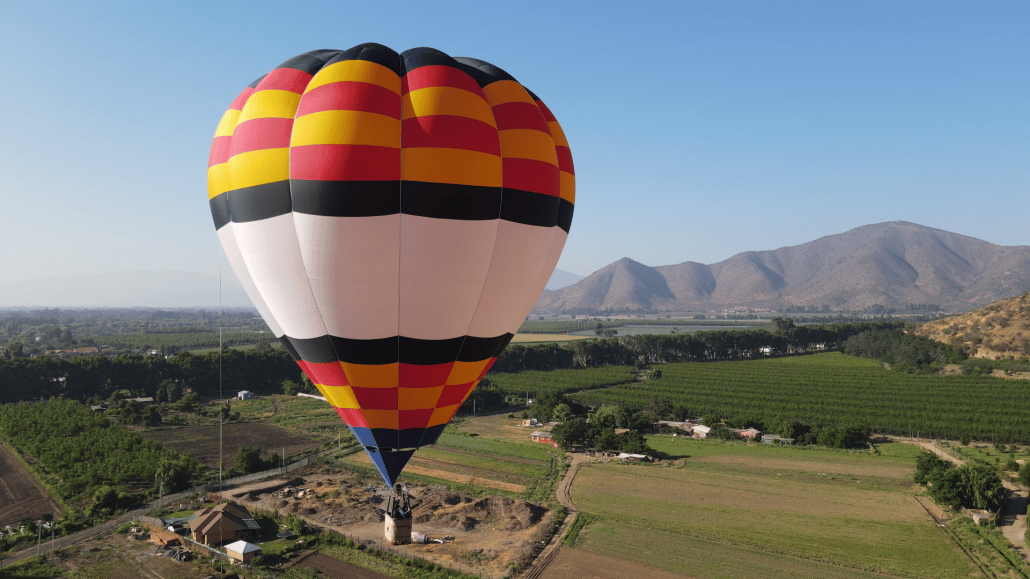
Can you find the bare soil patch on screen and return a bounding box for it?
[0,442,61,527]
[50,530,214,579]
[224,465,550,578]
[538,547,697,579]
[287,551,394,579]
[142,422,323,468]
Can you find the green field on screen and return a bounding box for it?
[488,365,637,398]
[569,353,1030,443]
[571,437,981,578]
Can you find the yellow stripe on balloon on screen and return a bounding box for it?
[228,148,290,190]
[207,164,230,199]
[482,80,536,106]
[318,384,361,409]
[362,409,399,430]
[214,109,242,138]
[401,87,496,128]
[236,90,303,125]
[305,59,401,95]
[428,404,459,427]
[498,129,558,165]
[446,361,489,385]
[547,121,569,148]
[400,148,502,188]
[341,362,399,390]
[560,172,576,204]
[398,386,444,410]
[291,110,401,148]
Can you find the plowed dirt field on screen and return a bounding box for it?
[0,443,61,527]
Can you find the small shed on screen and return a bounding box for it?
[225,540,262,563]
[237,390,255,400]
[531,431,552,443]
[693,425,711,439]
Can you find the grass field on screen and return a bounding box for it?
[570,437,981,579]
[337,415,560,500]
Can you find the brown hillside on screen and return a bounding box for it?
[916,292,1030,359]
[534,221,1030,314]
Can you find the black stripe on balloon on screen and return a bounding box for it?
[291,180,400,217]
[278,336,301,361]
[226,180,292,223]
[284,334,514,365]
[400,47,461,76]
[557,198,574,234]
[499,189,559,228]
[451,57,517,88]
[278,49,341,75]
[210,194,231,230]
[326,43,402,77]
[401,181,501,221]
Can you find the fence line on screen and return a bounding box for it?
[150,449,332,511]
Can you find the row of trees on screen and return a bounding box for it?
[492,322,906,372]
[842,328,967,372]
[0,348,299,404]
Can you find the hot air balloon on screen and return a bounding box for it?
[207,43,574,489]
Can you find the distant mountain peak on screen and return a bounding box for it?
[533,222,1030,314]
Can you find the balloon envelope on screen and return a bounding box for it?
[207,43,574,486]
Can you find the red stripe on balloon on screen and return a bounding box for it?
[335,407,368,428]
[437,382,475,408]
[401,116,500,156]
[209,136,231,167]
[298,360,349,387]
[555,147,575,175]
[229,87,256,111]
[534,100,557,123]
[256,67,313,94]
[503,158,560,197]
[228,117,294,157]
[352,387,398,410]
[296,81,401,119]
[492,102,550,133]
[399,362,455,389]
[290,144,400,181]
[399,409,433,430]
[402,64,482,96]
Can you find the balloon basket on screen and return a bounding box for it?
[385,513,413,546]
[385,483,413,545]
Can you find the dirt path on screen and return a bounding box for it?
[902,438,1030,562]
[271,397,283,417]
[519,453,587,579]
[3,506,144,567]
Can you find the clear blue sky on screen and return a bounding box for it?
[2,0,1027,286]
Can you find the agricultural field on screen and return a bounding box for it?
[568,437,981,579]
[571,352,1030,443]
[488,366,638,399]
[0,443,61,528]
[142,422,325,468]
[338,415,560,500]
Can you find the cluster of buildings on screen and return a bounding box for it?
[657,421,793,444]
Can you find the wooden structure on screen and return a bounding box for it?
[225,540,262,563]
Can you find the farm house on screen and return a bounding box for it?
[189,503,260,545]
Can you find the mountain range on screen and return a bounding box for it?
[533,221,1030,314]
